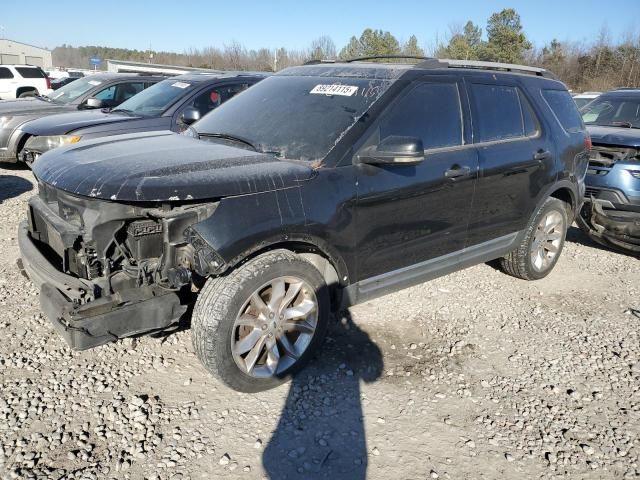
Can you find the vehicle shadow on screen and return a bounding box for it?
[0,175,33,203]
[263,311,383,479]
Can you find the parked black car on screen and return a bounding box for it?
[577,88,640,254]
[18,58,589,392]
[50,72,85,90]
[18,72,266,164]
[0,73,165,163]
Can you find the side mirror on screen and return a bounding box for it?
[180,107,201,125]
[84,97,106,109]
[358,135,425,165]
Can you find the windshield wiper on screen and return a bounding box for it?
[203,132,258,151]
[111,108,137,116]
[609,121,635,128]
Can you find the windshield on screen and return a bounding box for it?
[574,97,595,109]
[193,75,394,161]
[113,78,196,116]
[46,76,104,104]
[581,96,640,128]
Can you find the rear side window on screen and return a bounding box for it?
[541,89,584,133]
[380,82,463,150]
[0,67,14,79]
[15,67,46,79]
[470,84,529,142]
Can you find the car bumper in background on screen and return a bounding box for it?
[578,199,640,253]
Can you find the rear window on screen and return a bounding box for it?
[15,67,46,79]
[0,67,14,79]
[542,89,584,133]
[470,84,533,142]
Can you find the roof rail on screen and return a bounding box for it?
[344,55,438,63]
[303,59,337,65]
[441,59,558,79]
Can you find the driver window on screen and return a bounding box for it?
[379,82,463,150]
[178,83,250,123]
[94,85,116,101]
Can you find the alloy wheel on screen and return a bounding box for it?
[530,210,565,272]
[231,276,318,378]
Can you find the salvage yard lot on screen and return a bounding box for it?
[0,165,638,479]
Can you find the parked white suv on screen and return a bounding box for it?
[0,65,51,100]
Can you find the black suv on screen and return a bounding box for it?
[0,73,164,163]
[18,72,266,164]
[18,58,589,392]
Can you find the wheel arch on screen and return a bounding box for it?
[548,185,578,220]
[16,86,38,97]
[224,237,348,291]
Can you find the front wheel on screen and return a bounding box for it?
[191,250,330,392]
[499,197,568,280]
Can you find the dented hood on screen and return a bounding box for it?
[32,131,315,202]
[587,125,640,148]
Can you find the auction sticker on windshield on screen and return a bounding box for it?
[171,82,191,89]
[310,84,358,96]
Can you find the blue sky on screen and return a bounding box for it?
[2,0,639,53]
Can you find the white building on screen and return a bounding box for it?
[0,39,52,70]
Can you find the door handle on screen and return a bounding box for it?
[444,165,471,179]
[533,150,551,161]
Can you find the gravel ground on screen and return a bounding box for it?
[0,165,638,480]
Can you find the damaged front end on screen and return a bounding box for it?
[18,182,221,349]
[578,143,640,254]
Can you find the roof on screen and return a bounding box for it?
[605,88,640,96]
[173,71,269,82]
[87,72,169,81]
[282,57,560,83]
[0,38,51,52]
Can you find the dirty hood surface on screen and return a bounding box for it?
[32,131,315,202]
[21,110,137,136]
[0,97,74,116]
[588,125,640,148]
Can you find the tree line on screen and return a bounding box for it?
[52,8,639,92]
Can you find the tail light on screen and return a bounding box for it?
[584,135,592,151]
[46,76,51,89]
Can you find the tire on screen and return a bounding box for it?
[18,90,37,98]
[191,249,330,392]
[499,197,568,281]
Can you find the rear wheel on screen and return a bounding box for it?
[191,250,330,392]
[499,197,568,280]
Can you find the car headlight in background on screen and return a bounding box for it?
[23,134,82,154]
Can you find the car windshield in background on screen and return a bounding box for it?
[194,75,394,161]
[46,76,103,104]
[581,96,640,128]
[113,79,196,116]
[573,97,594,109]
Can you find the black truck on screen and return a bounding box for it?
[18,58,589,392]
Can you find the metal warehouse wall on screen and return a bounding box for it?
[0,39,53,70]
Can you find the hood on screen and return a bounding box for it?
[32,131,315,202]
[587,125,640,148]
[21,110,139,136]
[0,97,74,117]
